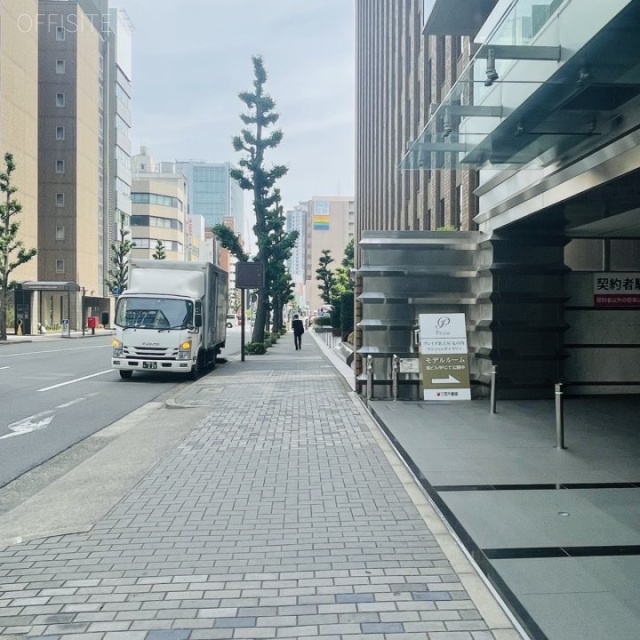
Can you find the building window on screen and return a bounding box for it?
[55,160,65,173]
[56,27,65,41]
[56,259,65,273]
[56,60,65,74]
[55,193,64,207]
[56,126,65,140]
[56,93,65,108]
[56,226,65,241]
[437,199,445,229]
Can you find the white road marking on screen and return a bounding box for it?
[39,369,113,392]
[0,366,9,371]
[0,344,109,359]
[0,411,55,440]
[56,398,86,409]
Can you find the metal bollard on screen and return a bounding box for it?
[555,383,566,449]
[490,365,498,414]
[366,355,374,401]
[392,354,399,400]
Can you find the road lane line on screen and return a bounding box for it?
[0,366,9,370]
[0,345,109,359]
[56,398,86,409]
[39,369,113,392]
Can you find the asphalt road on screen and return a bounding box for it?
[0,327,242,489]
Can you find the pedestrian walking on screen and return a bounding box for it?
[292,313,304,350]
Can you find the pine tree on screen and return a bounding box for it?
[105,212,135,295]
[264,189,298,332]
[228,55,288,345]
[152,239,166,260]
[0,153,37,341]
[315,249,335,306]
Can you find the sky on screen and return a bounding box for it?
[112,0,356,220]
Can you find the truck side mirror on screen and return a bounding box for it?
[194,301,203,327]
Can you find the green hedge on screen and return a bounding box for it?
[244,342,267,355]
[340,291,354,336]
[313,316,332,327]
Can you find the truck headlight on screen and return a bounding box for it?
[112,338,123,357]
[178,340,192,360]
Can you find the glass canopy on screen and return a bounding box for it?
[402,0,640,171]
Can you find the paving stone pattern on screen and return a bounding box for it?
[0,343,495,639]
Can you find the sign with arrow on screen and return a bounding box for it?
[419,314,471,401]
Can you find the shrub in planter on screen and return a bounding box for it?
[340,291,354,338]
[313,316,332,328]
[244,342,267,355]
[330,300,341,331]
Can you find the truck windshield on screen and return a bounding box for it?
[115,297,194,330]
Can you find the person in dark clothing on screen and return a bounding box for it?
[292,314,305,350]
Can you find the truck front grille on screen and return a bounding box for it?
[124,346,178,360]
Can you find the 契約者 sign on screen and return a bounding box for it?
[419,313,471,401]
[594,273,640,308]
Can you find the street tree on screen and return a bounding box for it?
[105,212,135,294]
[265,189,298,332]
[152,239,166,260]
[212,223,249,262]
[315,249,335,306]
[342,237,354,268]
[0,153,37,341]
[226,55,288,344]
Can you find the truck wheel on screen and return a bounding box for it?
[190,353,201,380]
[119,370,133,380]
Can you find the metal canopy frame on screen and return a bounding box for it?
[402,0,640,171]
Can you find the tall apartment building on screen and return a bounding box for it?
[34,0,132,331]
[286,205,309,311]
[38,1,103,330]
[305,196,355,313]
[1,1,39,332]
[104,5,133,297]
[286,205,308,285]
[175,161,244,235]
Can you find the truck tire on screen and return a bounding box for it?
[190,352,201,380]
[119,370,133,380]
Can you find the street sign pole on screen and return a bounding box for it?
[240,287,246,362]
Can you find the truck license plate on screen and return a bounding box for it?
[143,362,157,370]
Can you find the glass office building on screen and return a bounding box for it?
[175,161,244,234]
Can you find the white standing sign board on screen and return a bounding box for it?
[419,313,471,401]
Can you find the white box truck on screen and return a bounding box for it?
[111,260,228,380]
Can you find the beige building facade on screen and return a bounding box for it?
[38,2,102,330]
[305,196,355,313]
[1,0,39,284]
[130,172,188,262]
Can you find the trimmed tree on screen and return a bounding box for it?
[218,55,289,344]
[105,211,135,294]
[265,189,298,332]
[0,153,37,340]
[315,249,335,306]
[152,239,166,260]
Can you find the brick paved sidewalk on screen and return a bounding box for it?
[0,334,522,639]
